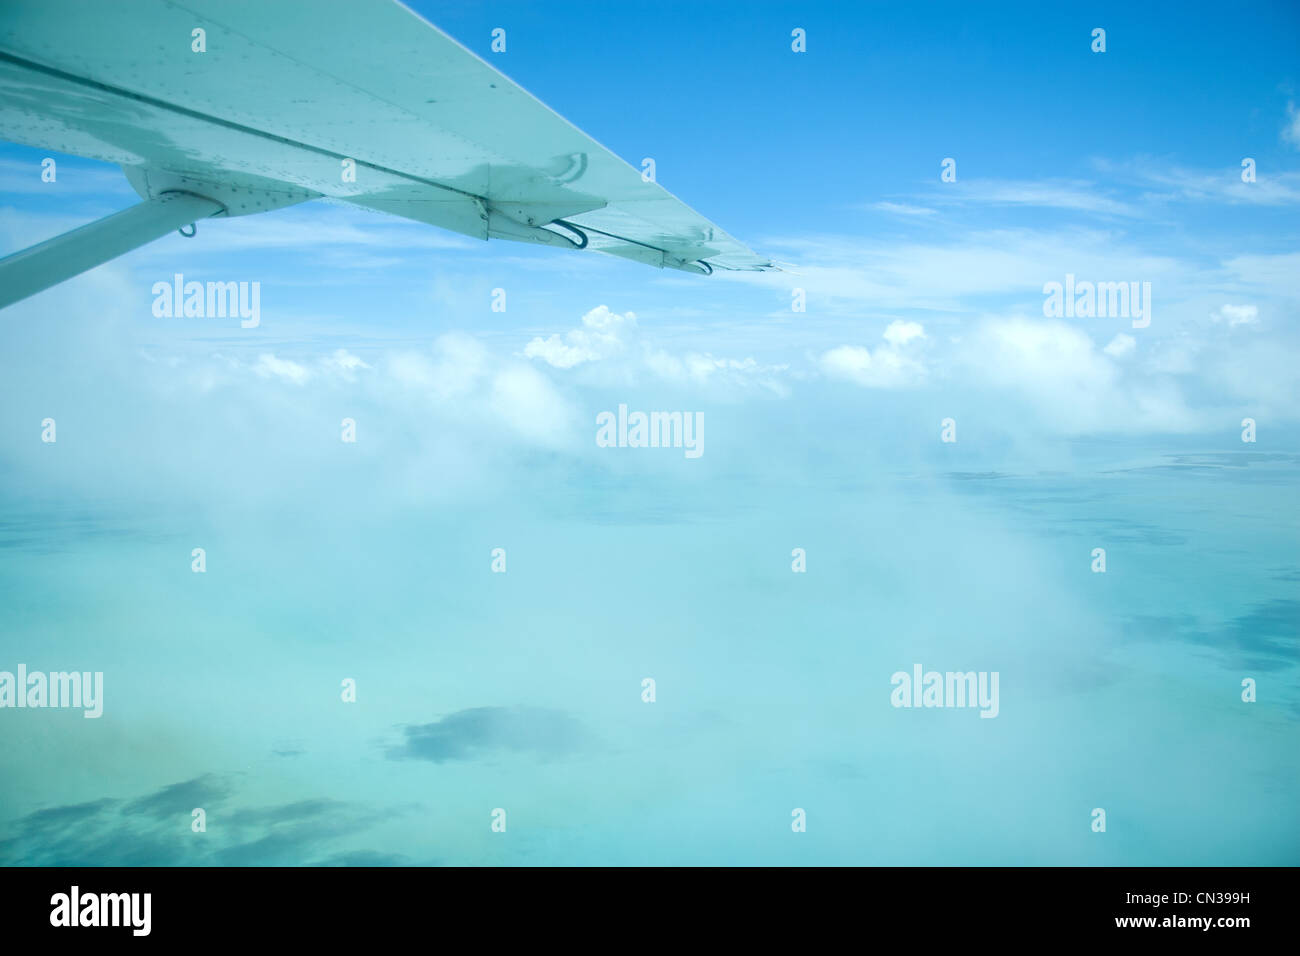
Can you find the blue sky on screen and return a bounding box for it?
[4,0,1298,420]
[0,1,1297,866]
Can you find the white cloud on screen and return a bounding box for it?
[523,305,637,368]
[820,344,923,388]
[253,353,310,385]
[960,317,1198,433]
[971,318,1114,389]
[1213,304,1259,327]
[320,348,372,380]
[381,333,575,448]
[523,304,788,393]
[1220,253,1300,296]
[386,333,489,398]
[883,320,926,347]
[945,179,1135,216]
[743,227,1187,314]
[1094,158,1300,207]
[426,332,489,398]
[488,364,574,443]
[820,321,927,388]
[1103,333,1136,359]
[870,201,937,216]
[1284,102,1300,149]
[643,349,790,394]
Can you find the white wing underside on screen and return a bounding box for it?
[0,0,773,275]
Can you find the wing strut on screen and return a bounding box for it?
[0,191,224,310]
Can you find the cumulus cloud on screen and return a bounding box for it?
[882,320,926,347]
[523,304,789,393]
[524,305,637,368]
[487,362,574,443]
[643,349,790,394]
[961,317,1197,433]
[388,332,487,398]
[1213,304,1259,327]
[820,344,922,388]
[385,332,575,447]
[820,321,927,388]
[223,349,375,387]
[322,348,372,376]
[970,317,1115,389]
[253,353,310,385]
[1103,333,1137,358]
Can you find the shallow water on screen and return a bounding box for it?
[2,418,1295,865]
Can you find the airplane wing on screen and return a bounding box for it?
[0,0,775,309]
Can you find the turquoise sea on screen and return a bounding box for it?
[2,367,1296,865]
